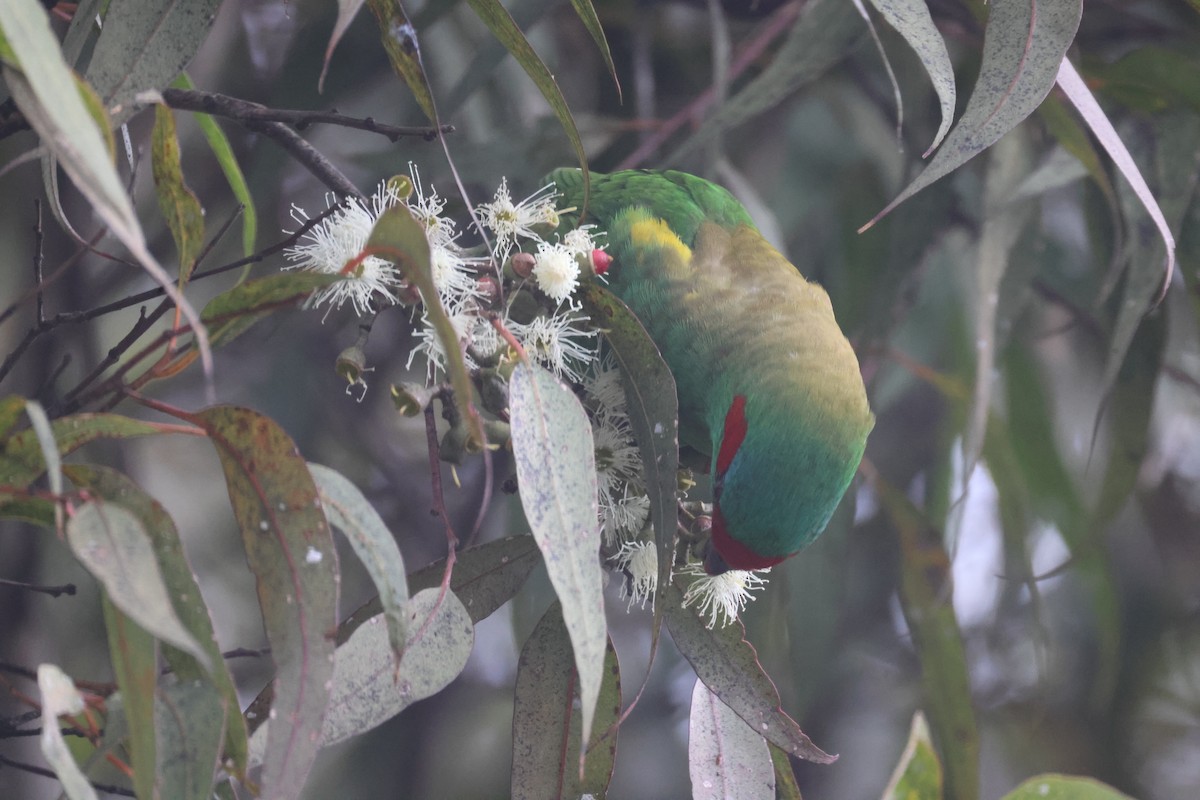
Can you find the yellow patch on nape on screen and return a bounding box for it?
[629,216,692,263]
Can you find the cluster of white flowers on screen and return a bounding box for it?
[286,166,767,629]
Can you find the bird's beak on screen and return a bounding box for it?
[703,544,731,576]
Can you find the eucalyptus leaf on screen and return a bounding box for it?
[689,680,775,800]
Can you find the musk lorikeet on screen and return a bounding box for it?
[548,168,874,574]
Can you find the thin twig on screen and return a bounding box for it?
[0,578,76,597]
[160,88,453,142]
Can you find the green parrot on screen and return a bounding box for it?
[548,169,873,574]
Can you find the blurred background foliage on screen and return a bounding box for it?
[2,0,1200,797]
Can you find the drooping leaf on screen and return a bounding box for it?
[689,679,775,800]
[0,0,213,382]
[463,0,590,185]
[67,501,211,669]
[37,664,97,800]
[64,464,249,775]
[770,741,803,800]
[22,400,60,527]
[405,534,542,625]
[101,596,159,800]
[882,712,943,800]
[320,0,367,92]
[201,272,342,348]
[580,284,678,614]
[1086,46,1200,115]
[0,412,160,489]
[83,0,221,125]
[850,0,906,144]
[364,0,437,121]
[565,0,620,100]
[172,72,257,258]
[869,473,978,800]
[367,204,483,449]
[249,588,473,759]
[156,679,227,800]
[999,775,1134,800]
[309,462,408,661]
[663,579,834,764]
[862,0,1082,230]
[195,406,337,800]
[151,104,205,284]
[865,0,956,155]
[670,0,863,162]
[509,360,606,750]
[1057,57,1177,299]
[510,603,622,798]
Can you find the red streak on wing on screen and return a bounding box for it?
[716,394,748,476]
[711,505,788,571]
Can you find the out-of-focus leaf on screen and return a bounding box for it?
[0,496,55,526]
[1056,58,1176,297]
[320,0,367,92]
[863,0,1081,230]
[65,464,249,775]
[566,0,620,100]
[201,272,342,348]
[0,412,160,488]
[60,0,102,67]
[23,400,60,527]
[367,204,483,449]
[1088,47,1200,115]
[581,284,678,614]
[0,396,25,439]
[865,0,956,156]
[309,462,408,660]
[101,596,158,800]
[250,588,473,759]
[83,0,221,125]
[196,406,337,800]
[464,0,590,185]
[364,0,437,121]
[67,501,211,669]
[1000,775,1134,800]
[156,679,227,800]
[1037,96,1116,203]
[405,534,542,625]
[882,712,943,800]
[964,133,1034,489]
[671,0,862,162]
[689,679,774,800]
[770,741,803,800]
[1006,146,1089,206]
[0,0,213,382]
[172,72,257,258]
[663,579,834,764]
[152,104,205,284]
[509,360,606,749]
[37,664,97,800]
[510,603,621,798]
[869,473,977,800]
[443,0,552,115]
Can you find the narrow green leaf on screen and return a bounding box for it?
[309,462,408,661]
[364,0,437,121]
[580,284,678,613]
[1000,775,1134,800]
[172,72,257,258]
[689,679,774,800]
[0,413,160,489]
[670,0,863,162]
[663,579,834,764]
[83,0,221,125]
[1086,46,1200,115]
[67,501,212,669]
[511,603,621,799]
[463,0,590,181]
[870,476,978,800]
[196,406,337,800]
[320,0,368,92]
[862,0,1082,230]
[865,0,956,155]
[152,104,205,284]
[0,396,25,439]
[156,679,227,800]
[882,712,943,800]
[102,596,159,800]
[509,361,607,751]
[250,588,473,759]
[770,741,803,800]
[23,400,60,520]
[37,664,97,800]
[201,272,342,348]
[566,0,620,99]
[65,464,249,776]
[367,204,484,449]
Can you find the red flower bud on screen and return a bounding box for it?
[591,249,612,275]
